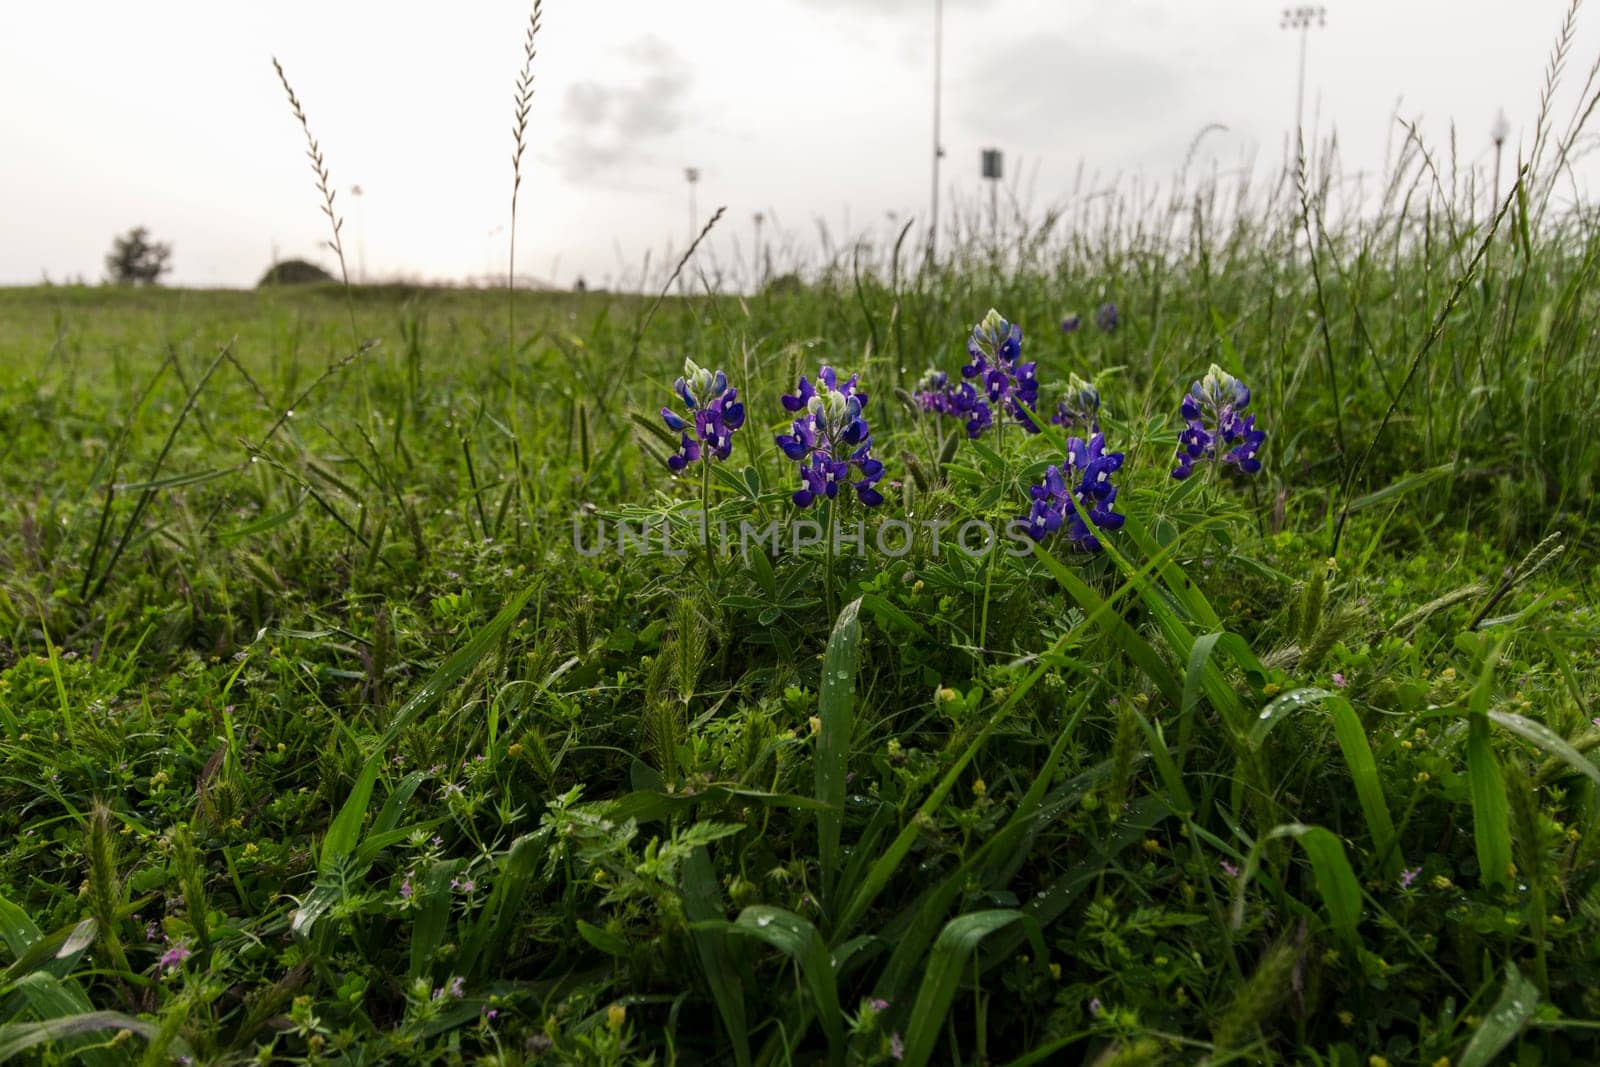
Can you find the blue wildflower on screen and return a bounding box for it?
[962,308,1041,433]
[1022,432,1125,552]
[778,366,885,507]
[914,367,991,439]
[1051,372,1100,434]
[1095,303,1119,332]
[1171,363,1266,480]
[1060,313,1082,334]
[661,358,745,471]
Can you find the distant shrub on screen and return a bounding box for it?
[104,226,172,286]
[258,259,335,286]
[762,272,805,296]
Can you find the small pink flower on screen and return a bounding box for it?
[1399,867,1421,890]
[160,944,191,971]
[1220,860,1239,878]
[868,997,890,1012]
[1088,997,1103,1017]
[1331,672,1346,688]
[889,1032,905,1061]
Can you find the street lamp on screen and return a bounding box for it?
[1280,5,1326,183]
[684,168,700,245]
[350,183,366,282]
[753,211,766,286]
[981,148,1003,248]
[1490,109,1510,214]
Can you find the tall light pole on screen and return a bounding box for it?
[1490,109,1510,215]
[753,211,766,287]
[1280,5,1326,184]
[350,183,366,282]
[929,0,944,265]
[685,167,700,245]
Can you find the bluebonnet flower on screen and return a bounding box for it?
[777,366,885,507]
[1051,372,1100,434]
[962,308,1042,433]
[1022,432,1125,552]
[913,367,991,438]
[1170,363,1267,480]
[660,358,745,471]
[1060,313,1082,334]
[1095,303,1119,332]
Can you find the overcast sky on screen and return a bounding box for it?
[3,1,1596,289]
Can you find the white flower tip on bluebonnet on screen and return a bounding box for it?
[1491,109,1510,146]
[1199,363,1240,405]
[978,307,1006,338]
[1067,372,1099,406]
[682,358,717,404]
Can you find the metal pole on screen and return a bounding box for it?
[1295,23,1308,179]
[1281,6,1325,186]
[930,0,943,265]
[990,177,997,251]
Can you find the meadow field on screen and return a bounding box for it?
[5,39,1600,1066]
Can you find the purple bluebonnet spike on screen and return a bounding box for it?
[660,358,745,470]
[1171,364,1266,480]
[1021,432,1125,552]
[776,366,884,507]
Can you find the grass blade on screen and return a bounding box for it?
[899,911,1042,1067]
[817,597,863,905]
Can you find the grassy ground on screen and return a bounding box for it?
[2,151,1600,1066]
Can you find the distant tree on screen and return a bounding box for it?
[258,259,335,286]
[105,227,172,286]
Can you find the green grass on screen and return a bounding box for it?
[4,42,1600,1063]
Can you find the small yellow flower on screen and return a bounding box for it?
[607,1003,626,1031]
[1415,771,1430,783]
[1431,875,1453,891]
[1439,667,1457,682]
[1370,1057,1391,1067]
[1337,1010,1354,1026]
[243,842,259,857]
[808,716,822,736]
[1049,962,1061,981]
[1432,1058,1451,1067]
[1400,740,1414,750]
[972,778,987,798]
[508,743,523,757]
[1263,682,1282,698]
[1143,838,1162,854]
[938,687,961,704]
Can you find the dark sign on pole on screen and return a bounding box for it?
[981,148,1003,180]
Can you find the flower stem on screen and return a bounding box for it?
[700,455,714,575]
[824,493,837,619]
